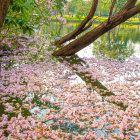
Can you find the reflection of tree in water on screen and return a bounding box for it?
[41,22,75,39]
[92,25,140,62]
[41,22,63,39]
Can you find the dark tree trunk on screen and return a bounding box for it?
[60,11,63,17]
[52,0,140,56]
[0,0,11,32]
[108,0,116,23]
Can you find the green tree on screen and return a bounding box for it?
[66,0,88,16]
[54,0,67,17]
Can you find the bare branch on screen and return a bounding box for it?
[54,0,99,45]
[81,21,93,32]
[121,0,137,10]
[80,16,99,32]
[108,0,116,23]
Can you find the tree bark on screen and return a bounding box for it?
[54,0,99,45]
[0,0,11,32]
[121,0,137,10]
[108,0,116,23]
[53,1,140,56]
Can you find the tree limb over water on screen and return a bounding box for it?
[53,0,140,56]
[54,0,99,45]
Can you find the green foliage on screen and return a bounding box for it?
[76,11,83,20]
[2,0,67,37]
[66,0,91,16]
[55,0,67,11]
[3,0,35,36]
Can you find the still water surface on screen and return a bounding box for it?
[43,22,140,59]
[35,22,140,137]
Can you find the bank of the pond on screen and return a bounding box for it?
[51,15,140,25]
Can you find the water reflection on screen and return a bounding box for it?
[92,27,140,61]
[43,22,140,60]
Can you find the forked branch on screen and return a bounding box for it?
[53,2,140,56]
[108,0,116,23]
[54,0,99,45]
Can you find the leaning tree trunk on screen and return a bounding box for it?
[53,0,140,56]
[54,0,99,45]
[0,0,11,32]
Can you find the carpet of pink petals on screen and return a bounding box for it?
[0,35,140,140]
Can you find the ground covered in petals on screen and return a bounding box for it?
[0,34,140,139]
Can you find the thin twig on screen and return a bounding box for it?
[33,0,48,24]
[108,0,116,23]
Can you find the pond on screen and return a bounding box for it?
[0,22,140,139]
[43,22,140,59]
